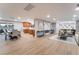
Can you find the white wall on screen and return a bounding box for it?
[35,19,52,31]
[14,23,23,32]
[34,20,38,30]
[44,22,51,30]
[38,21,44,31]
[50,23,56,32]
[76,20,79,32]
[35,20,44,31]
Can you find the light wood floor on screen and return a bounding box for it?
[0,33,79,55]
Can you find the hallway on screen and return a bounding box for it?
[0,33,79,55]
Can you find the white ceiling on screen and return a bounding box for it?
[0,3,78,22]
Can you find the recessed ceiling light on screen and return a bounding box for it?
[53,18,56,21]
[17,17,21,19]
[73,15,77,18]
[47,14,50,18]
